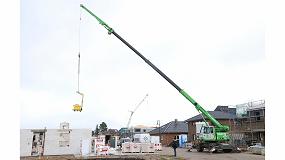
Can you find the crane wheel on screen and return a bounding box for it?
[197,145,204,152]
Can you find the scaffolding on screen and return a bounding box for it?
[233,100,265,146]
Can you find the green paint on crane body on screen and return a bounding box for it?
[180,90,229,132]
[80,4,114,34]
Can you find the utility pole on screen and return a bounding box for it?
[157,120,161,143]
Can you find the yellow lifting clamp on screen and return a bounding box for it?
[73,104,82,112]
[73,91,84,112]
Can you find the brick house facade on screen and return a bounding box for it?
[186,102,265,146]
[149,119,188,146]
[150,133,183,146]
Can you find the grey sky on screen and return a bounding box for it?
[21,0,265,130]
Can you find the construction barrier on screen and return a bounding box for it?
[154,143,162,151]
[96,146,110,155]
[121,142,131,153]
[130,143,141,153]
[122,142,155,153]
[141,143,155,153]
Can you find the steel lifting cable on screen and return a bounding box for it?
[77,52,81,92]
[77,6,82,92]
[73,5,84,112]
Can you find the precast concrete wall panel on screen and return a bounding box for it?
[44,129,92,155]
[20,129,33,157]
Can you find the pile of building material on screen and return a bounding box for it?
[248,144,265,155]
[121,142,155,153]
[122,142,140,153]
[153,143,162,151]
[150,136,162,151]
[140,143,155,153]
[96,146,110,155]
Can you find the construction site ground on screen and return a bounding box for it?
[20,147,265,160]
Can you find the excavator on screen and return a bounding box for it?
[80,4,239,153]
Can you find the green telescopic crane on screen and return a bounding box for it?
[80,4,237,153]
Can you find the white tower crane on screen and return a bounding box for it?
[126,94,148,129]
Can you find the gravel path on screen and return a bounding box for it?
[158,147,265,160]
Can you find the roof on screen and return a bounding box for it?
[214,106,236,115]
[101,129,120,136]
[149,120,188,134]
[132,125,155,128]
[185,111,237,122]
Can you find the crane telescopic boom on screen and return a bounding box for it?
[79,4,229,132]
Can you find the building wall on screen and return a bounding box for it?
[151,133,187,146]
[130,127,156,134]
[20,129,92,156]
[188,122,195,142]
[20,129,33,157]
[232,108,265,145]
[187,116,265,146]
[44,129,92,155]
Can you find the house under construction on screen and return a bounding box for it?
[20,122,92,157]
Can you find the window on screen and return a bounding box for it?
[59,132,70,147]
[134,128,141,132]
[203,127,214,134]
[209,127,213,133]
[203,127,208,133]
[255,111,261,121]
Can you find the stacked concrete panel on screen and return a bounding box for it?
[141,143,155,153]
[20,129,33,157]
[121,142,131,153]
[129,143,141,153]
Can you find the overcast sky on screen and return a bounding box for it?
[20,0,265,130]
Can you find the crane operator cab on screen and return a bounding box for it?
[197,125,230,142]
[198,125,216,141]
[73,91,84,112]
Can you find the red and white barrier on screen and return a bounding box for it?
[96,146,110,155]
[154,143,162,151]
